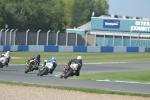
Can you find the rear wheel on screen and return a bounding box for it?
[0,62,3,68]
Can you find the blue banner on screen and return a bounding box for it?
[103,19,120,29]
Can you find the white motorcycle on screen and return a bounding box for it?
[0,56,8,68]
[37,62,55,76]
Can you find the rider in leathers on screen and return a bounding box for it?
[67,56,82,76]
[1,51,11,67]
[27,54,41,70]
[42,57,57,74]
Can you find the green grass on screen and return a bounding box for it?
[2,52,150,64]
[76,71,150,83]
[0,80,149,97]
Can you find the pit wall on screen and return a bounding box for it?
[0,45,150,52]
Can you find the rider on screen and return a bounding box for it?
[67,56,82,76]
[42,57,57,74]
[1,51,11,67]
[26,54,41,70]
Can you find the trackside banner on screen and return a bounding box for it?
[103,19,120,29]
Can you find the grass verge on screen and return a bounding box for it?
[1,52,150,64]
[77,71,150,83]
[0,80,149,97]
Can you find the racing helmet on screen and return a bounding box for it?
[77,56,82,60]
[37,54,40,58]
[52,57,56,61]
[7,51,10,54]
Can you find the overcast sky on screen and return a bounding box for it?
[107,0,150,17]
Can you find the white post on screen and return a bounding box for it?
[37,30,41,45]
[130,33,132,47]
[56,30,60,46]
[13,29,18,45]
[95,32,97,46]
[46,30,50,46]
[104,33,106,46]
[66,31,69,46]
[0,29,4,45]
[9,29,14,45]
[26,29,30,45]
[122,32,124,46]
[113,33,115,46]
[85,31,90,46]
[138,33,141,47]
[5,29,9,45]
[76,32,78,46]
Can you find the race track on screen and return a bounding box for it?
[0,62,150,94]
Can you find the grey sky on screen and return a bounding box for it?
[107,0,150,17]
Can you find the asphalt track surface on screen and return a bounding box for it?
[0,62,150,94]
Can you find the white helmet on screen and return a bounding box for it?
[52,57,56,61]
[7,51,10,54]
[77,56,82,60]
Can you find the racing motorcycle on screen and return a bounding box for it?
[37,62,55,76]
[60,65,68,78]
[60,62,79,79]
[0,55,9,68]
[25,59,37,73]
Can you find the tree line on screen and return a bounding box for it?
[0,0,109,32]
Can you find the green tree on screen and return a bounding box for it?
[63,0,74,28]
[71,0,109,27]
[93,0,109,17]
[0,2,5,28]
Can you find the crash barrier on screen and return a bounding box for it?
[0,45,150,52]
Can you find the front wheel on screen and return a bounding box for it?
[25,66,32,74]
[38,67,48,76]
[64,69,73,79]
[60,75,63,79]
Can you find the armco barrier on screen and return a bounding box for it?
[0,45,149,52]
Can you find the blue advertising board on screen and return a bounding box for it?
[103,19,120,29]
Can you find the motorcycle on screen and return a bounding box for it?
[60,65,68,78]
[0,55,9,68]
[60,62,79,79]
[24,59,37,73]
[37,62,55,76]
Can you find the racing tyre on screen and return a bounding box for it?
[64,69,73,79]
[25,66,32,74]
[0,62,3,68]
[60,75,63,78]
[39,67,48,76]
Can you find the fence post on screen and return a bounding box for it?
[85,31,90,46]
[76,32,78,46]
[66,31,69,46]
[0,29,4,45]
[26,29,30,45]
[5,29,9,45]
[9,29,14,45]
[46,30,50,45]
[37,30,41,45]
[13,29,18,45]
[56,30,60,46]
